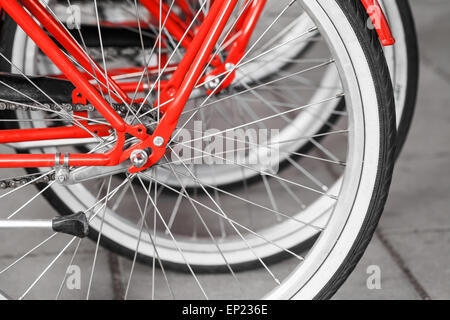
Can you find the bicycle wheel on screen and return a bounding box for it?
[0,0,395,299]
[1,0,345,265]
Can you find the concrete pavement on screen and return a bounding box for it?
[335,0,450,299]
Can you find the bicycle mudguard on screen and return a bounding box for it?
[361,0,395,46]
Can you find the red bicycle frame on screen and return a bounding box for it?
[0,0,394,172]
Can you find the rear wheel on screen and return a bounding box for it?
[0,0,395,299]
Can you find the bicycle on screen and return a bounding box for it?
[0,0,411,299]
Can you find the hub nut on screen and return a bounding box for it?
[205,76,221,90]
[225,63,235,72]
[130,149,149,168]
[153,136,165,147]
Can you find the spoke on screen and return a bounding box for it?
[133,177,208,299]
[286,157,329,191]
[19,237,78,300]
[92,0,114,104]
[127,0,181,106]
[157,0,163,123]
[0,170,55,201]
[151,178,158,300]
[144,170,308,263]
[166,192,183,232]
[169,60,336,142]
[0,234,58,275]
[55,238,83,300]
[59,0,115,100]
[261,175,280,221]
[177,93,342,159]
[162,156,244,295]
[168,141,337,199]
[0,53,104,142]
[7,181,57,220]
[126,176,175,299]
[5,173,132,300]
[167,149,302,283]
[42,1,140,123]
[166,124,346,167]
[133,0,154,94]
[86,175,113,300]
[156,163,323,231]
[199,26,319,89]
[134,0,210,116]
[124,179,153,300]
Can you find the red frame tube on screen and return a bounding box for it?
[0,125,110,144]
[21,0,132,104]
[139,0,194,49]
[361,0,395,46]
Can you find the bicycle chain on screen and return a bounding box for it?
[0,172,56,190]
[0,101,157,116]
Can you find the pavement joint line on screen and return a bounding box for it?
[421,55,450,84]
[107,252,126,300]
[379,226,450,236]
[0,248,98,261]
[375,227,431,300]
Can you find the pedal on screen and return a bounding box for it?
[52,212,89,238]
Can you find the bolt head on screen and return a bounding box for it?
[205,76,221,90]
[130,149,149,168]
[153,136,165,147]
[55,168,69,185]
[225,63,235,71]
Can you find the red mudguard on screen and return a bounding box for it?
[361,0,395,46]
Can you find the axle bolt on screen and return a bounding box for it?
[205,76,221,90]
[153,136,165,147]
[225,63,235,72]
[130,149,149,168]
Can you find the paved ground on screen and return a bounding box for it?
[0,0,448,300]
[335,0,450,300]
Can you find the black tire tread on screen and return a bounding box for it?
[315,0,397,299]
[393,0,419,159]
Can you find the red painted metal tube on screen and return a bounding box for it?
[0,125,111,144]
[140,0,193,49]
[0,153,110,168]
[20,0,131,104]
[121,0,240,172]
[209,0,267,92]
[158,0,231,108]
[361,0,395,46]
[0,0,127,133]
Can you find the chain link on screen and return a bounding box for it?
[0,172,56,190]
[0,101,157,116]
